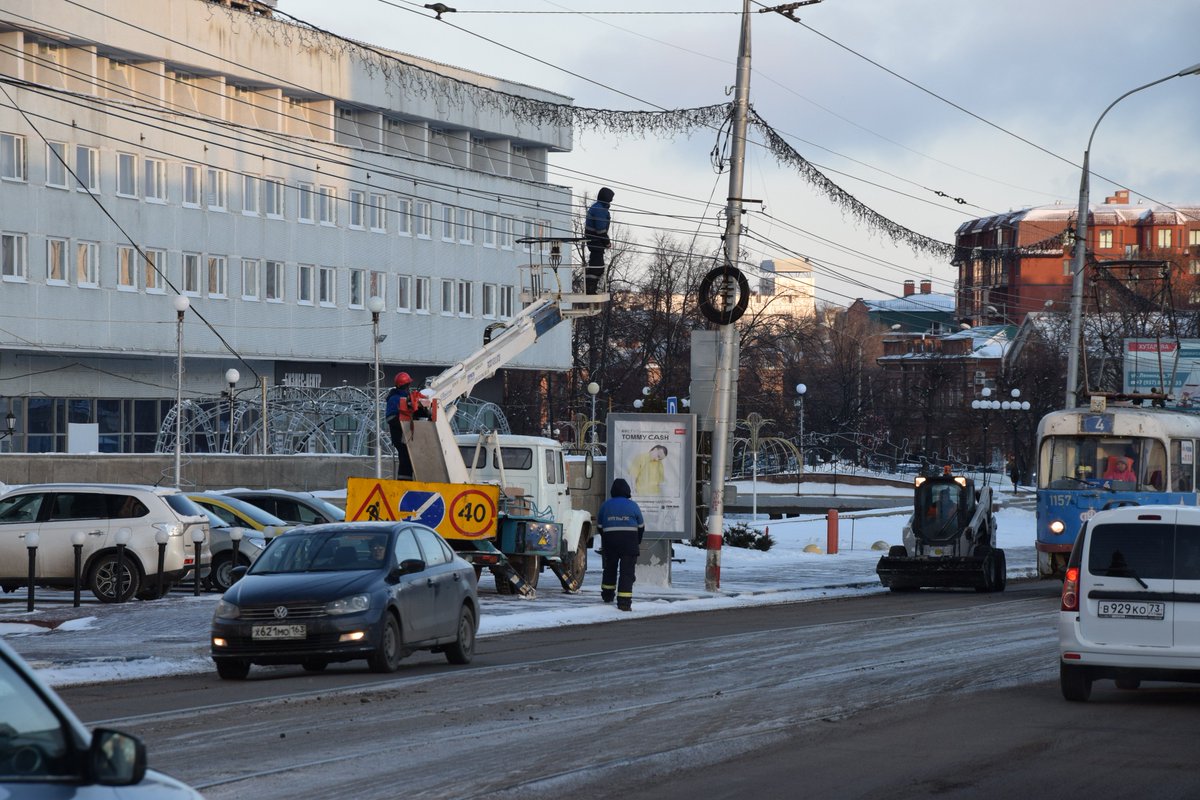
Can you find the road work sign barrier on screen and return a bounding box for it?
[346,478,500,541]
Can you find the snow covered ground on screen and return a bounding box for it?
[0,486,1041,687]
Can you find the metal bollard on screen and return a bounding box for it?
[229,528,243,589]
[71,531,86,608]
[25,531,39,612]
[826,508,839,555]
[192,529,205,596]
[114,527,132,603]
[155,529,168,599]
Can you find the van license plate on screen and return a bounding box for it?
[1097,601,1165,620]
[252,624,306,639]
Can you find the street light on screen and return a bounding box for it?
[224,368,240,453]
[633,385,650,410]
[794,383,807,477]
[367,295,386,478]
[173,294,189,488]
[972,387,1031,485]
[587,382,600,448]
[1065,61,1200,408]
[0,409,15,441]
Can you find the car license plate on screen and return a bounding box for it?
[1097,600,1165,620]
[252,624,306,640]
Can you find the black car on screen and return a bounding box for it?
[210,522,478,679]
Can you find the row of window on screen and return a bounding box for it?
[0,132,561,252]
[0,233,517,318]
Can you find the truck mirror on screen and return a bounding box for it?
[584,451,594,480]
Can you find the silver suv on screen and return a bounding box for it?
[1059,504,1200,701]
[0,484,210,602]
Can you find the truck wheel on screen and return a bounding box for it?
[1060,663,1092,702]
[973,546,995,593]
[993,548,1007,592]
[493,567,514,595]
[512,555,540,590]
[561,545,588,593]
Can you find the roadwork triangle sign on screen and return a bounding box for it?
[348,479,397,521]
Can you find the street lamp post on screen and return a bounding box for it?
[367,295,386,478]
[173,295,189,488]
[1065,62,1200,408]
[633,385,650,410]
[587,382,600,449]
[224,368,239,453]
[794,383,807,478]
[972,387,1031,486]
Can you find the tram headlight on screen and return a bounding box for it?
[1049,519,1065,535]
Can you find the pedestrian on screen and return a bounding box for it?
[584,187,614,295]
[384,372,425,480]
[597,477,644,611]
[1007,456,1020,493]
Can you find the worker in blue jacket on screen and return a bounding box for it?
[597,477,644,611]
[583,187,614,295]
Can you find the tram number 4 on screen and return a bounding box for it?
[457,502,489,523]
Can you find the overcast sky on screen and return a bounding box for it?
[280,0,1200,310]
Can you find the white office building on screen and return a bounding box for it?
[0,0,576,453]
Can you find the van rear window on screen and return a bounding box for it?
[1088,524,1173,580]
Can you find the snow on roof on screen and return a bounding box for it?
[864,293,956,314]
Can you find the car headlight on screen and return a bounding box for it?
[325,594,371,615]
[1049,520,1065,535]
[213,600,241,620]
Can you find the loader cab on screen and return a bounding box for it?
[913,474,976,543]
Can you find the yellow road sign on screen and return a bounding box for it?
[346,478,500,541]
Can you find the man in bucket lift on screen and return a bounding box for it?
[584,187,614,295]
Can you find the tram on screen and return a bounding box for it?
[1035,398,1200,577]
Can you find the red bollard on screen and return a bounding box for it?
[826,509,839,555]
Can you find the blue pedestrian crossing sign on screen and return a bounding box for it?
[666,396,678,413]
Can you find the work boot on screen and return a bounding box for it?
[617,601,631,612]
[601,590,614,604]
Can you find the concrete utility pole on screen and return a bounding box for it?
[705,0,753,591]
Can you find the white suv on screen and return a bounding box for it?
[1059,504,1200,701]
[0,484,210,603]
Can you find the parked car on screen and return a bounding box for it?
[222,489,345,526]
[211,522,478,679]
[0,484,210,603]
[191,510,266,593]
[1060,504,1200,701]
[0,638,204,796]
[186,493,291,538]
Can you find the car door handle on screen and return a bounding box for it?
[426,577,435,587]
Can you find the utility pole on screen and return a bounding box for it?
[705,0,752,591]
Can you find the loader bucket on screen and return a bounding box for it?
[875,555,989,591]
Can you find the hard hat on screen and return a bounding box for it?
[394,372,412,387]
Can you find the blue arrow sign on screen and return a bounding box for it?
[667,396,678,413]
[398,490,446,528]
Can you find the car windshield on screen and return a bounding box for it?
[249,530,389,573]
[0,654,72,781]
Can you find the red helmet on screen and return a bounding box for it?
[394,372,412,387]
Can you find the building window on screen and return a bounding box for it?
[482,283,496,318]
[241,258,259,300]
[349,190,366,229]
[1190,230,1200,247]
[369,270,385,304]
[318,186,336,225]
[182,253,201,295]
[144,158,167,203]
[144,248,165,293]
[414,201,432,238]
[397,197,412,236]
[440,278,454,314]
[442,205,456,241]
[499,216,514,250]
[298,182,315,223]
[414,276,430,312]
[397,274,412,311]
[369,194,387,232]
[1098,229,1113,249]
[75,146,99,193]
[349,268,365,308]
[242,175,260,215]
[499,285,514,318]
[457,280,473,316]
[264,177,284,218]
[207,255,228,297]
[46,142,67,188]
[298,264,314,305]
[206,168,227,210]
[318,266,336,306]
[1063,259,1071,277]
[116,153,137,197]
[1157,228,1173,248]
[521,219,535,252]
[538,219,551,252]
[458,208,473,244]
[183,164,201,207]
[117,246,137,290]
[0,133,26,182]
[76,241,99,287]
[265,260,284,302]
[46,237,68,284]
[1190,259,1200,276]
[482,212,496,248]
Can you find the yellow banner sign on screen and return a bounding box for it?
[346,478,500,541]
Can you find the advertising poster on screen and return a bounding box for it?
[607,413,695,540]
[1122,339,1200,410]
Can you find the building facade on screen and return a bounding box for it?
[0,0,577,453]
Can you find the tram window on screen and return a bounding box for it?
[1171,440,1195,493]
